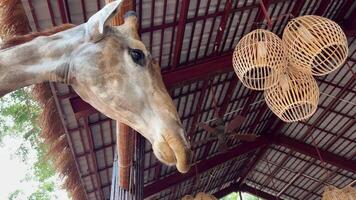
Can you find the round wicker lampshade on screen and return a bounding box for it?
[264,68,319,122]
[233,29,287,90]
[283,15,348,76]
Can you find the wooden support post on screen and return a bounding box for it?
[106,0,135,190]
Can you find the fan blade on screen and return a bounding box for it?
[191,136,217,147]
[225,115,245,132]
[228,133,257,142]
[197,122,216,134]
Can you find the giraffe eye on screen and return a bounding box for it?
[129,49,146,66]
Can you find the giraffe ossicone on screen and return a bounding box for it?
[0,1,191,173]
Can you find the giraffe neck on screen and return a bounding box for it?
[0,25,84,97]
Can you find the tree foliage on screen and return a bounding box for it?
[0,88,62,199]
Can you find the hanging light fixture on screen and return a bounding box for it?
[264,67,319,122]
[283,15,348,76]
[233,29,287,90]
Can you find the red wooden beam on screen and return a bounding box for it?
[234,107,279,188]
[76,142,115,157]
[259,0,272,28]
[217,78,238,117]
[83,117,105,199]
[144,133,354,196]
[335,0,354,23]
[80,0,87,22]
[245,119,286,191]
[163,53,233,88]
[143,136,271,198]
[57,0,68,23]
[275,136,356,173]
[344,5,356,32]
[171,0,190,69]
[315,0,331,16]
[290,0,305,17]
[81,165,113,179]
[253,0,270,29]
[28,0,40,31]
[46,0,56,26]
[70,96,98,119]
[236,146,268,187]
[213,0,233,55]
[188,78,210,137]
[63,0,72,23]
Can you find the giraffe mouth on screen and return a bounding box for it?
[152,133,191,173]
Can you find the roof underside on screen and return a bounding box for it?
[21,0,355,199]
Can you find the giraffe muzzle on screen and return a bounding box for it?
[152,128,192,173]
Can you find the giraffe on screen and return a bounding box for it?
[0,1,191,173]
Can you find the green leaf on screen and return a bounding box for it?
[0,88,62,198]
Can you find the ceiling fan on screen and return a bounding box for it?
[195,116,258,152]
[192,80,258,152]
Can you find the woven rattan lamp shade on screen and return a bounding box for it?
[233,29,287,90]
[283,15,348,76]
[264,68,319,122]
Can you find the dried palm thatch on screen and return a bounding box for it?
[1,23,86,199]
[0,0,30,40]
[322,185,356,200]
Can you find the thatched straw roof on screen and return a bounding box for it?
[0,0,30,40]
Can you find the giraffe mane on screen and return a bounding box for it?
[1,24,75,49]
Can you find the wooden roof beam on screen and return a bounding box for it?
[234,117,284,190]
[315,0,331,16]
[83,117,106,199]
[144,134,355,197]
[171,0,189,69]
[275,136,356,173]
[107,0,135,191]
[335,0,355,23]
[143,136,271,198]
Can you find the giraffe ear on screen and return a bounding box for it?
[86,0,122,41]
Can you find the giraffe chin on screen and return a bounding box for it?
[153,137,191,174]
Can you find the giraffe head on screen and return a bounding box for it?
[69,1,191,173]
